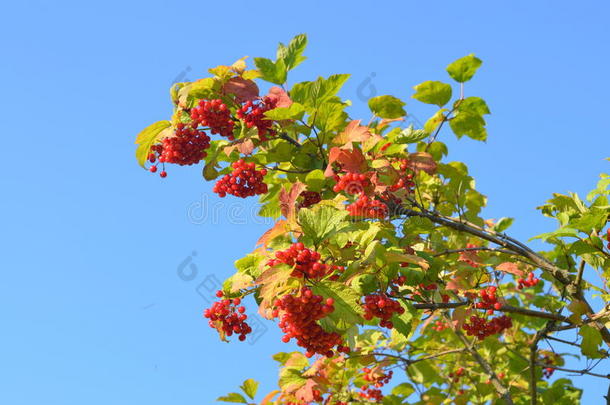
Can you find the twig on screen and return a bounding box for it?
[279,132,302,148]
[535,363,610,379]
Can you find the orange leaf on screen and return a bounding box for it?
[408,152,437,174]
[295,379,318,402]
[256,220,287,248]
[496,262,524,277]
[223,138,255,156]
[266,86,293,108]
[260,390,280,405]
[222,77,259,103]
[279,182,306,221]
[324,147,368,177]
[333,120,372,149]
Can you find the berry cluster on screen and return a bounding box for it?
[148,123,211,176]
[298,190,322,208]
[448,367,465,383]
[190,99,235,140]
[432,320,448,331]
[333,172,371,195]
[236,97,278,141]
[463,315,513,340]
[359,368,393,402]
[272,287,349,357]
[213,160,268,198]
[516,272,540,289]
[362,294,405,329]
[203,291,251,341]
[267,242,342,279]
[389,275,407,294]
[346,194,388,219]
[388,159,414,193]
[475,286,503,314]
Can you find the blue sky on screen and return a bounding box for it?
[1,0,609,403]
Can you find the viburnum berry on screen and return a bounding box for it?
[149,165,158,173]
[212,159,268,198]
[362,293,404,328]
[359,367,393,401]
[272,287,349,357]
[388,159,415,193]
[346,194,388,219]
[517,272,539,289]
[463,314,513,340]
[448,367,465,383]
[190,99,235,140]
[236,97,278,141]
[154,123,211,166]
[298,190,322,208]
[333,172,371,195]
[475,285,503,314]
[204,291,251,342]
[159,170,167,178]
[432,320,448,331]
[266,242,343,279]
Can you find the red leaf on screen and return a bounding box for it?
[266,86,292,108]
[496,262,524,277]
[333,120,372,149]
[222,77,259,103]
[408,152,437,174]
[279,182,306,221]
[324,147,368,177]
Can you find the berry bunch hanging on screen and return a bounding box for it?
[203,292,251,341]
[516,272,540,289]
[148,123,211,176]
[346,194,388,219]
[462,314,513,340]
[388,159,415,193]
[212,159,268,198]
[298,190,322,208]
[236,96,278,141]
[359,367,393,402]
[475,285,503,314]
[362,293,405,329]
[266,242,342,279]
[333,172,371,195]
[272,287,349,358]
[190,99,235,140]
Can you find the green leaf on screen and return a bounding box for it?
[304,169,326,192]
[493,217,514,232]
[579,325,603,358]
[264,103,306,120]
[298,205,349,245]
[216,392,248,403]
[368,95,406,119]
[393,125,429,144]
[447,54,482,83]
[449,110,487,141]
[457,96,490,115]
[392,382,415,397]
[290,74,350,108]
[412,81,452,107]
[278,368,307,392]
[312,101,348,132]
[240,379,259,400]
[391,301,415,338]
[311,281,364,330]
[277,34,307,71]
[134,121,171,168]
[253,57,286,85]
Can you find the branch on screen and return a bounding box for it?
[279,132,302,148]
[535,363,610,379]
[529,323,554,405]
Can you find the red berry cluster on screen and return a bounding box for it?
[389,275,407,293]
[333,172,371,195]
[362,294,405,328]
[388,159,415,193]
[272,287,349,357]
[346,194,388,219]
[516,272,539,289]
[359,368,393,402]
[203,291,251,341]
[148,123,211,176]
[267,242,342,279]
[236,97,278,141]
[432,320,448,331]
[448,367,465,383]
[213,159,268,198]
[298,191,322,208]
[190,99,235,140]
[463,315,513,340]
[475,286,503,314]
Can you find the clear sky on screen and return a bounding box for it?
[1,0,609,403]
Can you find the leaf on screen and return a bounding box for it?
[368,95,406,119]
[447,54,482,83]
[324,147,368,177]
[391,301,414,338]
[449,110,487,141]
[298,205,349,245]
[216,392,248,403]
[256,220,288,248]
[222,77,259,103]
[277,34,308,71]
[408,152,437,174]
[290,74,350,108]
[412,81,452,107]
[264,103,305,120]
[279,368,307,392]
[392,382,415,397]
[393,126,429,144]
[333,119,372,147]
[493,217,514,232]
[280,182,307,222]
[259,390,280,405]
[294,379,318,402]
[579,325,603,358]
[254,57,287,85]
[240,379,259,400]
[385,251,430,269]
[266,86,293,108]
[496,262,524,277]
[311,282,364,329]
[134,121,171,168]
[304,170,326,192]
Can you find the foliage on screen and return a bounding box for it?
[135,35,610,404]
